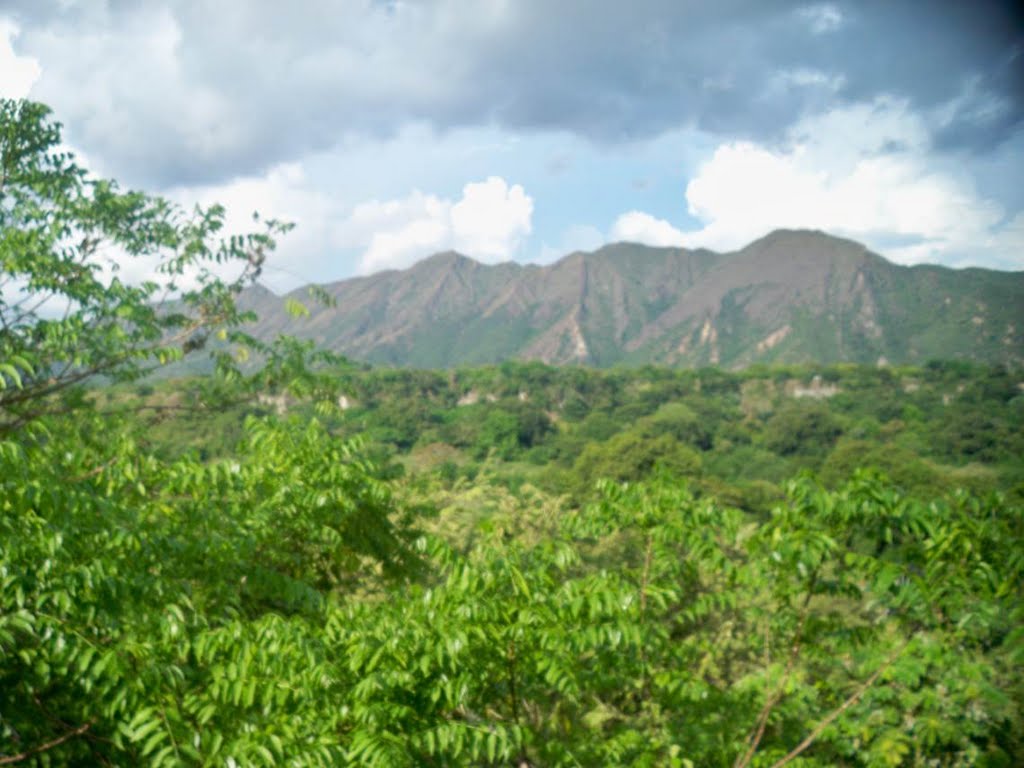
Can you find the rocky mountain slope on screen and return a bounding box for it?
[239,230,1024,368]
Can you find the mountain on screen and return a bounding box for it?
[241,230,1024,368]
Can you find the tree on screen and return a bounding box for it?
[573,430,703,495]
[0,100,416,765]
[762,401,843,458]
[326,475,1024,766]
[0,99,289,433]
[636,401,713,450]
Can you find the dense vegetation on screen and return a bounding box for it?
[2,99,1022,766]
[138,359,1024,510]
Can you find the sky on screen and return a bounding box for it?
[1,0,1022,291]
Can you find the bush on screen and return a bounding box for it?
[762,402,844,458]
[573,430,702,494]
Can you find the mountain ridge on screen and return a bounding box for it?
[241,229,1024,368]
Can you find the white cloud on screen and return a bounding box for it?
[0,19,41,98]
[450,177,534,261]
[613,97,1019,268]
[610,212,686,248]
[348,176,534,274]
[351,192,452,275]
[167,162,347,291]
[130,167,534,288]
[54,158,339,297]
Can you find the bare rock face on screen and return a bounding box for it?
[788,375,841,399]
[239,230,1024,368]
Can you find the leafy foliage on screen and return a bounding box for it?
[0,99,295,434]
[4,430,1021,764]
[1,100,1022,766]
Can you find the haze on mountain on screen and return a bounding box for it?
[238,229,1024,369]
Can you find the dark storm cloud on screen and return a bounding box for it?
[5,0,1022,186]
[790,1,1024,151]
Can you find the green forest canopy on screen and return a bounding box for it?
[2,99,1022,766]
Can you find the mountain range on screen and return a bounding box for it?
[238,230,1024,368]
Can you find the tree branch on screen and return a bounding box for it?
[506,640,534,767]
[735,572,819,768]
[0,721,93,765]
[639,533,654,615]
[768,640,910,768]
[68,455,119,483]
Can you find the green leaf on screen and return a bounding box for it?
[285,298,310,319]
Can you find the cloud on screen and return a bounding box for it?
[4,2,1021,274]
[10,5,242,184]
[70,162,333,299]
[610,212,686,248]
[4,1,1020,187]
[986,212,1024,270]
[796,3,844,35]
[115,168,519,293]
[0,19,40,98]
[613,98,1019,267]
[343,176,534,274]
[765,67,845,96]
[450,178,534,261]
[167,162,349,291]
[349,192,453,275]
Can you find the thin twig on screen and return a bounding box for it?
[0,721,93,765]
[506,640,533,768]
[768,640,910,768]
[639,534,654,615]
[735,573,818,768]
[68,456,118,482]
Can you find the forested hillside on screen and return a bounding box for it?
[137,359,1024,511]
[2,100,1022,767]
